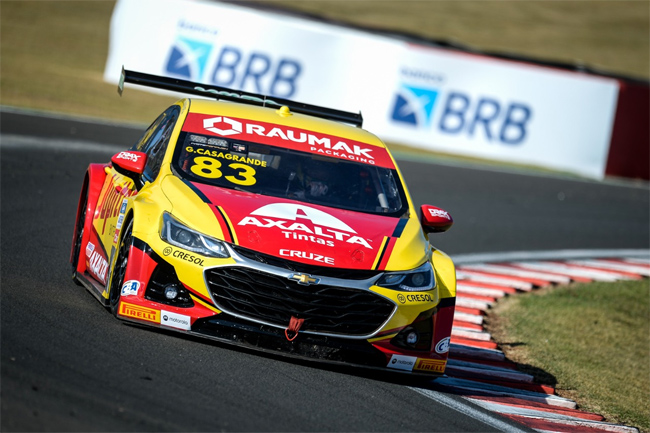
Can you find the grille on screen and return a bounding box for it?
[205,267,395,336]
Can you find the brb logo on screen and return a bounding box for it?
[165,31,302,98]
[390,81,533,145]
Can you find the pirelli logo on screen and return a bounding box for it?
[414,359,446,373]
[119,302,160,323]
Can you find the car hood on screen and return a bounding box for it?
[164,176,427,270]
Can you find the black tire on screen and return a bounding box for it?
[71,187,88,286]
[109,218,133,317]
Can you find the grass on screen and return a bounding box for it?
[487,279,650,432]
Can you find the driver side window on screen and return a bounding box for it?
[131,106,180,182]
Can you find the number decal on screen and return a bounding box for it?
[191,157,223,179]
[226,163,256,186]
[190,157,257,185]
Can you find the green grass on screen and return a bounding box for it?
[487,280,650,432]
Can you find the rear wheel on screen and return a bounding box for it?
[71,187,88,286]
[109,218,133,317]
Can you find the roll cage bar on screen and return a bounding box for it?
[118,67,363,127]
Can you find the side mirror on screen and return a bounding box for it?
[111,151,147,188]
[420,205,453,233]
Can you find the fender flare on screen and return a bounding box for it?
[70,163,108,271]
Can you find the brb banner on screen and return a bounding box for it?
[105,0,620,179]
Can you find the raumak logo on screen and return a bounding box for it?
[237,203,373,250]
[390,75,533,145]
[203,117,242,136]
[194,115,378,165]
[165,27,302,97]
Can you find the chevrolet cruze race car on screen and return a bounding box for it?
[70,69,456,375]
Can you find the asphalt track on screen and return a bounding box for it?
[1,108,648,432]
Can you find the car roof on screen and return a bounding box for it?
[184,98,389,151]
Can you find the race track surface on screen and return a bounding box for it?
[1,109,648,431]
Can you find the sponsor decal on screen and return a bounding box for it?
[182,114,396,168]
[116,214,125,230]
[280,249,334,265]
[237,203,372,250]
[86,242,95,258]
[428,208,451,220]
[435,337,450,354]
[414,358,446,373]
[164,248,205,266]
[121,280,140,297]
[119,302,160,323]
[164,27,302,98]
[387,354,417,372]
[396,294,406,304]
[390,72,533,146]
[166,35,214,82]
[88,250,108,284]
[161,310,192,330]
[405,293,435,303]
[115,151,141,162]
[96,178,133,235]
[119,198,128,215]
[204,116,242,136]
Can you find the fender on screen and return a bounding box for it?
[70,163,109,273]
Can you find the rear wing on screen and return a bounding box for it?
[118,67,363,127]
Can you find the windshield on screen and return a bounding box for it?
[172,131,407,215]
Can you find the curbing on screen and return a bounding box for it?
[428,249,649,433]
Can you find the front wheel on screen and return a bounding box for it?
[109,218,133,317]
[71,187,88,286]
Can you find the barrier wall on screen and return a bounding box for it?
[104,0,648,180]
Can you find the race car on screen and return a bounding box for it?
[70,69,456,375]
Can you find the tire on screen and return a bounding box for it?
[109,218,133,317]
[71,187,88,286]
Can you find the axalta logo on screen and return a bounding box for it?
[237,203,373,249]
[165,31,302,97]
[390,81,533,145]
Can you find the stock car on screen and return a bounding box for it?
[70,69,457,375]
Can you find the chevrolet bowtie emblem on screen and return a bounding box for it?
[289,273,321,286]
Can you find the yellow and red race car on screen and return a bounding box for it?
[70,69,456,375]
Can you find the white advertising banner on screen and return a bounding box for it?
[105,0,620,179]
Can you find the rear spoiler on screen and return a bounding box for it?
[118,67,363,127]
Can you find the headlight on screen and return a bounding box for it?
[160,212,230,258]
[376,262,435,292]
